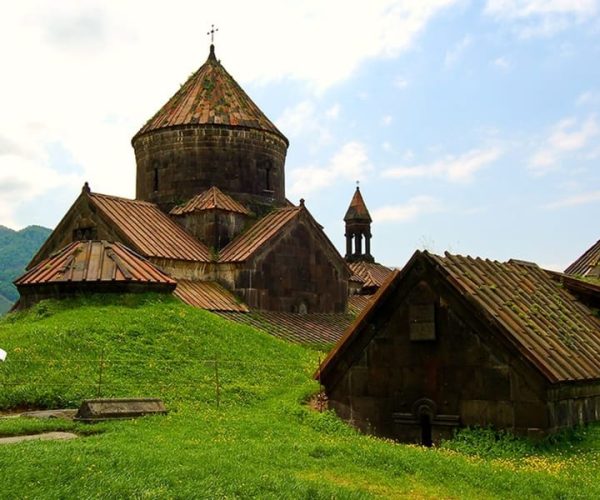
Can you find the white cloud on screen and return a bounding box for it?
[289,142,372,196]
[372,196,442,222]
[576,90,600,107]
[382,115,394,126]
[484,0,599,37]
[394,76,409,89]
[543,190,600,209]
[444,35,473,68]
[0,1,459,227]
[325,104,341,119]
[382,147,502,182]
[275,100,334,147]
[492,56,511,71]
[529,116,599,173]
[0,154,81,228]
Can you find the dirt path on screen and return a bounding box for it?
[0,432,78,445]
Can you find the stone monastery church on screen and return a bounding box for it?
[14,41,600,442]
[16,43,392,336]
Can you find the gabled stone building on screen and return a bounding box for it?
[317,250,600,444]
[19,43,369,322]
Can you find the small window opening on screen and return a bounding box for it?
[265,166,271,191]
[73,227,97,241]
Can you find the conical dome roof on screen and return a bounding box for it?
[133,45,287,143]
[344,187,372,223]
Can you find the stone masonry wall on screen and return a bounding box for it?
[133,126,288,214]
[225,219,348,313]
[327,268,551,445]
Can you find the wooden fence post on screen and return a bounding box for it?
[214,357,220,409]
[97,347,105,398]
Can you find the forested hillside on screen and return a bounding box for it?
[0,225,51,313]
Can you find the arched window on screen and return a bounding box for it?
[265,165,271,190]
[259,159,274,191]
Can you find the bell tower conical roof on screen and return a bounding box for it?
[344,186,372,223]
[133,45,287,143]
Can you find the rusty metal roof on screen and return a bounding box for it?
[170,186,250,216]
[344,187,372,223]
[432,252,600,382]
[216,310,353,346]
[565,239,600,278]
[320,250,600,384]
[348,294,374,315]
[133,45,287,143]
[90,193,211,262]
[15,241,176,286]
[174,280,249,312]
[349,261,393,288]
[218,206,301,262]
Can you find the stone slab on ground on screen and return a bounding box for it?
[21,409,78,420]
[75,398,167,421]
[0,432,78,445]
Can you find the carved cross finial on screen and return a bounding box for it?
[356,180,360,189]
[207,24,219,44]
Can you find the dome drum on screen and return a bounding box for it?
[134,125,287,212]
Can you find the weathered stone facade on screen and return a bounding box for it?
[133,126,287,214]
[319,251,600,444]
[220,215,349,313]
[172,209,249,251]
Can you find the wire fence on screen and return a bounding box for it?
[0,353,323,410]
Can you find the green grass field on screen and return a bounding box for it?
[0,295,598,498]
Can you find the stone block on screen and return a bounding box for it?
[75,398,167,422]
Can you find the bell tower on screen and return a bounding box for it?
[344,186,374,263]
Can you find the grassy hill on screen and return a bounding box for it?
[0,294,598,498]
[0,225,51,311]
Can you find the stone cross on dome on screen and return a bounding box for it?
[207,24,219,44]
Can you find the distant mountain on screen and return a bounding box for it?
[0,225,52,311]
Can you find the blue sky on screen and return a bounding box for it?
[1,1,599,270]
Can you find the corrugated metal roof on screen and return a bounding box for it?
[349,261,394,288]
[174,280,248,312]
[565,239,600,277]
[218,207,301,262]
[170,186,250,216]
[133,45,287,143]
[344,187,372,222]
[90,193,211,262]
[216,311,353,346]
[15,241,176,286]
[320,251,600,384]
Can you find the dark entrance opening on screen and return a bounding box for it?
[419,413,432,447]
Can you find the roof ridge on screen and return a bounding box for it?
[169,186,250,216]
[89,192,156,206]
